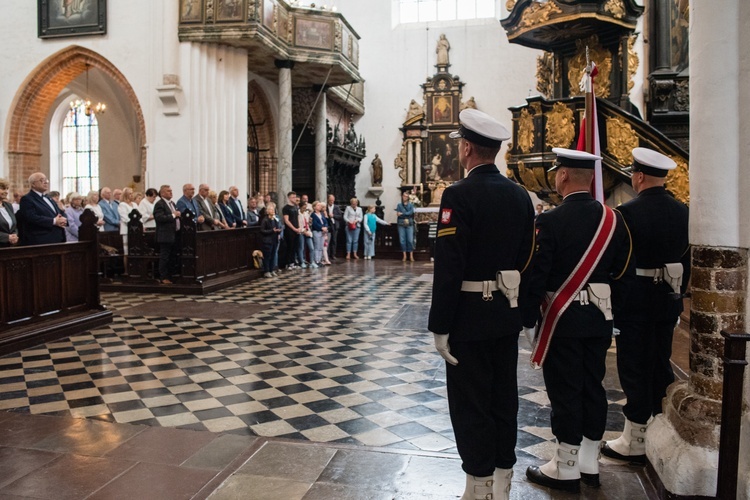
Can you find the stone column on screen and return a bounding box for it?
[315,90,327,203]
[653,0,672,73]
[647,1,750,498]
[276,60,294,200]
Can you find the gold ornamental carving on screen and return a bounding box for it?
[394,144,408,184]
[666,156,690,205]
[506,0,516,11]
[568,36,612,99]
[517,108,535,154]
[517,161,543,191]
[536,52,555,98]
[605,116,638,165]
[545,102,575,149]
[604,0,625,19]
[618,33,640,93]
[519,0,562,29]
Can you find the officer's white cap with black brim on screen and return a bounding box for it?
[549,147,602,172]
[449,109,511,148]
[624,147,677,178]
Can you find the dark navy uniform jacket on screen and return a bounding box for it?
[522,192,634,338]
[428,164,535,341]
[616,186,689,323]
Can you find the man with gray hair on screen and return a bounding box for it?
[18,172,67,245]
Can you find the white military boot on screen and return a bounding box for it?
[601,419,647,464]
[492,468,513,500]
[578,437,601,487]
[460,474,494,500]
[525,440,581,493]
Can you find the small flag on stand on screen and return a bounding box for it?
[577,49,604,204]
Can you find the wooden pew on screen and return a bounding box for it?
[0,209,113,356]
[99,209,263,295]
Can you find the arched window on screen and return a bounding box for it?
[61,105,99,195]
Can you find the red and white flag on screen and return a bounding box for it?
[577,62,604,204]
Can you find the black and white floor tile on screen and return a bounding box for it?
[0,262,626,460]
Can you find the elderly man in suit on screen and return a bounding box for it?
[0,178,19,247]
[194,183,221,231]
[153,184,181,285]
[18,172,67,246]
[176,183,205,227]
[228,186,247,227]
[98,187,120,231]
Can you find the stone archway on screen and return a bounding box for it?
[5,45,146,190]
[247,80,277,198]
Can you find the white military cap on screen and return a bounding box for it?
[628,147,676,178]
[449,109,511,148]
[549,147,602,171]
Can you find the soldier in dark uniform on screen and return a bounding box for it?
[602,148,689,463]
[523,148,633,493]
[428,109,535,500]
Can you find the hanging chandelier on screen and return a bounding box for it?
[70,64,106,116]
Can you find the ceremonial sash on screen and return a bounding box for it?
[530,205,617,368]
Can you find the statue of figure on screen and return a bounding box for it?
[406,99,424,121]
[462,96,477,110]
[371,154,383,186]
[436,34,450,66]
[346,123,357,148]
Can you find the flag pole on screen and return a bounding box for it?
[584,46,593,155]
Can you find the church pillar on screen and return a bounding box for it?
[646,1,750,498]
[276,60,294,200]
[315,91,327,203]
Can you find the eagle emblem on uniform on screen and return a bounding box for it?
[441,209,452,224]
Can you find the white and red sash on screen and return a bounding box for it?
[530,205,617,368]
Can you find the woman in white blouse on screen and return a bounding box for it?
[138,188,158,230]
[118,187,141,257]
[343,197,363,260]
[84,190,106,231]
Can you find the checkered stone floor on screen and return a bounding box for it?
[0,262,626,460]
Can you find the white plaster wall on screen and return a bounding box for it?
[0,0,249,202]
[335,0,538,220]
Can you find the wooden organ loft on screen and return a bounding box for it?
[501,0,690,206]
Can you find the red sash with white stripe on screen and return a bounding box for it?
[530,205,617,368]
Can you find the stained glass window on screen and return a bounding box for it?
[399,0,495,23]
[61,106,99,195]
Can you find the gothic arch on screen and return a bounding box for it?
[247,80,277,197]
[5,45,146,190]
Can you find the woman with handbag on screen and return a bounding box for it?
[343,197,363,260]
[396,191,416,261]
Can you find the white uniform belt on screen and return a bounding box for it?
[460,281,499,293]
[546,290,592,305]
[636,268,661,277]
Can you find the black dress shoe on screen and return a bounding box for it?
[580,472,600,488]
[600,443,646,464]
[526,466,580,493]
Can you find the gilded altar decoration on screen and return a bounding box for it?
[605,116,638,164]
[518,161,543,191]
[506,0,516,11]
[567,36,612,99]
[666,156,690,205]
[517,108,535,154]
[536,52,555,98]
[604,0,625,19]
[394,144,408,184]
[617,33,639,93]
[545,102,575,149]
[518,0,562,30]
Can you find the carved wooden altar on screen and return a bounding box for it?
[394,35,477,208]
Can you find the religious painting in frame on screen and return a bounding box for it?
[179,0,203,23]
[427,131,461,182]
[216,0,243,22]
[431,95,455,125]
[295,17,334,50]
[38,0,107,39]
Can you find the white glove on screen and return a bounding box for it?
[522,326,536,348]
[433,333,458,366]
